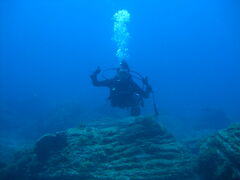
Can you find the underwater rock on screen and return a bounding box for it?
[198,123,240,180]
[0,140,23,165]
[0,116,197,180]
[34,132,67,162]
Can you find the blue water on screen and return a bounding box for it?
[0,0,240,141]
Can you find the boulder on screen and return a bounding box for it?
[198,123,240,180]
[34,132,67,162]
[0,116,197,180]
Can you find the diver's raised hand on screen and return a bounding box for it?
[95,66,101,74]
[90,66,101,79]
[93,66,101,75]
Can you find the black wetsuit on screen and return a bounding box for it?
[90,72,152,116]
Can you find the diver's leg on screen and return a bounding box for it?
[129,93,142,116]
[130,106,141,116]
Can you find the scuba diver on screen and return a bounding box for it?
[90,60,153,116]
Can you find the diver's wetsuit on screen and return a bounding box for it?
[90,72,152,116]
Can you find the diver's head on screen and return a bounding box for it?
[117,60,131,80]
[120,60,129,70]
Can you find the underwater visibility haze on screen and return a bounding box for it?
[0,0,240,179]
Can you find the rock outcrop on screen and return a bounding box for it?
[0,116,196,180]
[198,123,240,180]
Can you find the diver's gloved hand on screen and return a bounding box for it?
[95,66,101,74]
[93,66,101,75]
[146,84,153,93]
[90,66,101,79]
[142,76,149,85]
[143,76,153,92]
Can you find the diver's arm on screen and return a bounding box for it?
[90,69,111,87]
[140,77,153,98]
[142,83,152,98]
